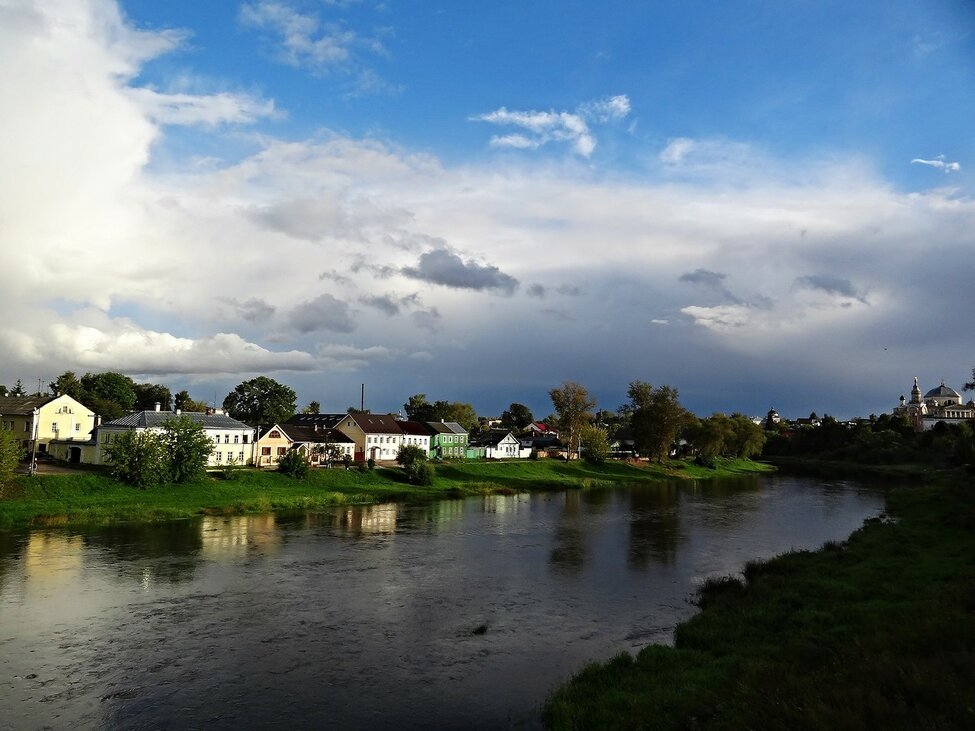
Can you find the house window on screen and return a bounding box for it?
[51,422,58,432]
[74,424,80,432]
[277,447,287,456]
[242,435,249,444]
[215,451,222,462]
[234,435,239,444]
[261,447,271,456]
[224,435,230,444]
[238,451,245,462]
[269,430,281,439]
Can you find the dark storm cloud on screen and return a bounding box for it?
[794,274,867,303]
[359,294,400,316]
[220,297,276,323]
[411,307,442,332]
[401,249,519,294]
[678,268,741,303]
[288,293,355,333]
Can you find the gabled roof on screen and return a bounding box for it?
[0,395,58,415]
[398,420,433,436]
[104,410,252,430]
[280,424,355,444]
[346,412,405,434]
[470,429,516,447]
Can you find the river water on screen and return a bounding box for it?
[0,475,883,730]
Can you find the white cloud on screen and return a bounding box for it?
[911,155,961,173]
[127,88,276,127]
[473,94,630,158]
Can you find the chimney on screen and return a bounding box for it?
[154,402,161,412]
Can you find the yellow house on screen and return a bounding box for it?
[0,394,98,458]
[253,424,292,467]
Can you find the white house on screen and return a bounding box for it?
[470,429,523,459]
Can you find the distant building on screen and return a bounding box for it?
[0,394,97,462]
[893,378,975,431]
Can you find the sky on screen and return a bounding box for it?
[1,0,973,420]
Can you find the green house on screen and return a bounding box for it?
[426,420,469,459]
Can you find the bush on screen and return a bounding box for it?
[367,457,376,470]
[580,425,610,465]
[221,455,242,481]
[0,430,24,491]
[404,461,435,486]
[277,450,309,479]
[357,461,368,473]
[104,431,170,489]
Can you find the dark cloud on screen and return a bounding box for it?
[679,268,741,303]
[288,293,355,333]
[527,283,547,298]
[220,297,276,323]
[359,294,400,316]
[794,274,867,303]
[401,249,519,294]
[350,259,396,279]
[411,307,442,332]
[319,270,352,285]
[556,284,584,297]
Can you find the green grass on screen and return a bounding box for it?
[543,477,975,730]
[0,457,772,530]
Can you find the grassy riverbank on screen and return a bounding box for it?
[544,477,975,729]
[0,457,772,530]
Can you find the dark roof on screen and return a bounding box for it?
[104,410,253,430]
[425,420,467,435]
[348,413,404,434]
[470,429,516,447]
[925,383,961,399]
[0,395,58,415]
[280,424,354,444]
[398,420,433,436]
[285,413,347,428]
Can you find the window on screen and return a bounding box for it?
[51,422,58,432]
[74,424,80,432]
[238,451,245,462]
[215,451,222,462]
[234,435,239,444]
[224,435,230,444]
[242,435,249,444]
[261,447,271,456]
[277,447,287,456]
[269,430,281,439]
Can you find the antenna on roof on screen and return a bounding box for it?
[360,383,365,413]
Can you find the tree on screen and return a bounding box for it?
[161,416,213,483]
[0,385,7,397]
[396,444,434,485]
[49,371,83,400]
[303,400,321,414]
[404,394,435,422]
[223,376,296,426]
[80,371,137,420]
[730,413,766,458]
[549,381,596,459]
[10,379,26,397]
[629,381,692,462]
[0,430,24,490]
[174,390,209,412]
[965,368,975,391]
[104,431,169,489]
[500,403,534,431]
[689,413,735,459]
[579,425,610,465]
[134,382,172,411]
[277,449,309,479]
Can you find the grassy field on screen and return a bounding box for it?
[543,476,975,730]
[0,457,772,530]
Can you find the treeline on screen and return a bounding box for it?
[763,413,975,468]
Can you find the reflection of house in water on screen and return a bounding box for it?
[340,504,398,535]
[200,515,280,560]
[24,533,85,594]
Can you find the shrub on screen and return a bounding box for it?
[404,461,434,486]
[277,450,309,479]
[221,455,242,481]
[367,457,376,470]
[104,431,169,489]
[580,425,610,465]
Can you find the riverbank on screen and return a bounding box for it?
[543,477,975,729]
[0,457,772,530]
[765,455,972,484]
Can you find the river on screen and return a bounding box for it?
[0,475,884,730]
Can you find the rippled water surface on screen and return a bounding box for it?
[0,476,883,729]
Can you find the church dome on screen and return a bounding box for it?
[924,383,960,399]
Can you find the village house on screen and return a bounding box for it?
[93,406,255,468]
[286,413,407,462]
[0,394,97,462]
[427,420,469,459]
[469,429,523,459]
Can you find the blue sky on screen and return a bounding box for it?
[1,0,973,420]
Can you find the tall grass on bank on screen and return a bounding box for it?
[544,480,975,730]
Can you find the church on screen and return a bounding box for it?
[894,378,975,431]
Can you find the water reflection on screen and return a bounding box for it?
[627,483,683,569]
[0,477,886,731]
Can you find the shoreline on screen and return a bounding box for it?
[0,457,773,531]
[543,471,975,729]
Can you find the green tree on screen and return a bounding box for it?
[0,430,24,491]
[49,371,84,400]
[303,400,321,414]
[174,390,209,412]
[161,416,213,483]
[222,376,296,426]
[134,382,172,411]
[730,413,766,458]
[404,394,436,422]
[396,444,434,485]
[965,368,974,391]
[501,403,534,431]
[0,385,7,397]
[690,413,735,459]
[104,431,169,489]
[80,372,137,420]
[550,381,596,459]
[277,449,308,479]
[10,379,26,397]
[579,425,610,465]
[629,381,692,462]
